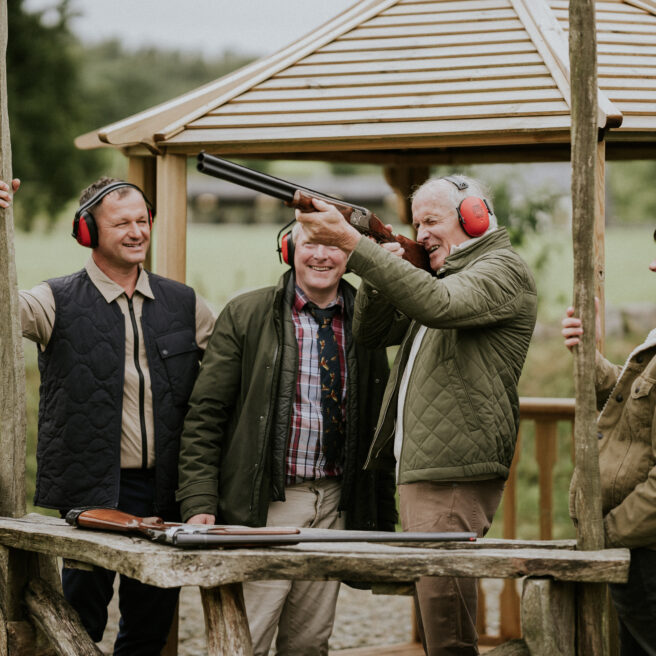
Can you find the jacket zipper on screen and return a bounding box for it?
[127,297,148,469]
[251,344,280,512]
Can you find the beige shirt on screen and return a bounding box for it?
[19,257,216,469]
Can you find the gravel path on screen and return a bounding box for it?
[98,583,415,654]
[98,579,504,654]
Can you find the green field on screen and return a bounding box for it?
[13,221,656,536]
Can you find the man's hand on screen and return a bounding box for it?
[562,297,601,351]
[380,225,405,258]
[186,513,215,525]
[0,178,20,208]
[295,198,362,254]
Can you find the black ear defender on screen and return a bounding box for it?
[72,182,154,248]
[441,175,492,238]
[276,219,296,267]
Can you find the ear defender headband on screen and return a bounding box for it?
[441,175,492,238]
[72,182,154,248]
[276,219,296,267]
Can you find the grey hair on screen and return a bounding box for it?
[412,175,498,232]
[290,221,305,242]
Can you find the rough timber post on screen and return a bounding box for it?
[0,0,26,524]
[155,153,187,282]
[568,1,609,654]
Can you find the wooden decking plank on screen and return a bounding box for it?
[321,31,530,52]
[258,65,551,90]
[277,54,543,77]
[210,90,563,116]
[366,8,517,26]
[350,18,523,37]
[192,100,570,129]
[307,41,536,64]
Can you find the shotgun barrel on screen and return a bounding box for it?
[196,152,432,272]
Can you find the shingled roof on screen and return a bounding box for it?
[76,0,656,162]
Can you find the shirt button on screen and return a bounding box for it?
[162,349,169,356]
[616,393,623,402]
[597,431,603,440]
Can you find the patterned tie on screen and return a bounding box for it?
[307,303,344,466]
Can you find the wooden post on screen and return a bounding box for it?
[24,579,102,656]
[569,1,609,654]
[127,156,156,272]
[200,585,253,656]
[499,430,521,640]
[0,0,26,521]
[383,164,430,227]
[154,154,187,282]
[535,420,557,540]
[595,140,606,353]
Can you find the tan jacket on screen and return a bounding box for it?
[591,332,656,548]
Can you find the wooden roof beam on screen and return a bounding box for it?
[511,0,623,129]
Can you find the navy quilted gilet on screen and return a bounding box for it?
[35,269,200,515]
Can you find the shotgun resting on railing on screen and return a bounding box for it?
[196,152,432,272]
[66,508,476,548]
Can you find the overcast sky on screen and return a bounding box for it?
[24,0,359,58]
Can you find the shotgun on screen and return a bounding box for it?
[66,508,476,548]
[196,152,432,272]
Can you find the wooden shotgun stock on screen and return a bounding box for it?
[66,508,476,548]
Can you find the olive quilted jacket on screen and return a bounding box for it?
[348,229,537,484]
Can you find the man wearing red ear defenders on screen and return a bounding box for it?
[1,177,215,655]
[296,174,537,656]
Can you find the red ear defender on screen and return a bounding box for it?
[276,219,296,267]
[72,212,98,248]
[441,175,491,238]
[457,197,490,238]
[279,231,295,266]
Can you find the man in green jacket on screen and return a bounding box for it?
[176,223,395,656]
[296,175,537,656]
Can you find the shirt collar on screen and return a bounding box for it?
[294,284,344,314]
[84,256,154,303]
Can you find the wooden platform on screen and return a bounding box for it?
[0,514,630,655]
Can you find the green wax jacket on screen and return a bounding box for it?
[175,270,396,531]
[348,229,537,484]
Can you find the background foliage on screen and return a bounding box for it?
[7,0,252,228]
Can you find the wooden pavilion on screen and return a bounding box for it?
[75,0,656,290]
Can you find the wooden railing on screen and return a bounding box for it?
[478,396,576,645]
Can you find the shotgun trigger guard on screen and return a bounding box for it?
[348,208,371,231]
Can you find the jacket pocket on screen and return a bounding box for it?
[626,376,654,441]
[156,330,200,406]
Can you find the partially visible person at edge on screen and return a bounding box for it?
[176,220,396,656]
[294,175,537,656]
[0,177,216,655]
[562,234,656,656]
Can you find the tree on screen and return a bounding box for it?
[7,0,104,229]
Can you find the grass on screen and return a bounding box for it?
[13,220,656,534]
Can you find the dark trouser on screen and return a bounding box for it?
[609,548,656,656]
[399,479,505,656]
[61,469,180,656]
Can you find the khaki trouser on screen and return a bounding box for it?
[242,478,345,656]
[399,479,505,656]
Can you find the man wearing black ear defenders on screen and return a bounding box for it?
[1,177,215,655]
[296,175,537,656]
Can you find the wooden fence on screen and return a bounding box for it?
[479,396,576,645]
